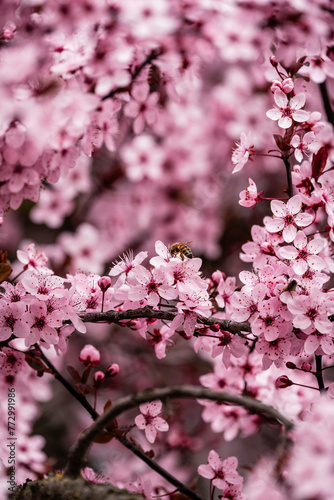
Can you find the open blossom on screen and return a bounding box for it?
[286,288,334,334]
[134,400,169,444]
[231,132,254,173]
[22,299,63,346]
[266,90,310,129]
[291,132,316,162]
[127,266,178,306]
[16,243,50,274]
[264,195,314,243]
[198,450,243,491]
[239,178,262,208]
[278,231,325,276]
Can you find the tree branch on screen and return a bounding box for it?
[101,48,163,101]
[64,385,294,479]
[79,306,252,334]
[39,349,205,500]
[319,81,334,125]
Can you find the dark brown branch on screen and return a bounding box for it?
[64,385,294,479]
[101,48,163,101]
[39,349,204,500]
[319,81,334,125]
[79,306,252,334]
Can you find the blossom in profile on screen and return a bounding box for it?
[231,132,254,173]
[239,178,262,208]
[135,400,169,443]
[266,90,310,129]
[291,132,316,162]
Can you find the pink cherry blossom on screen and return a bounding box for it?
[22,300,63,346]
[16,243,50,274]
[278,231,325,276]
[291,132,316,163]
[266,90,310,129]
[198,450,243,491]
[127,266,177,306]
[0,301,29,341]
[239,178,262,208]
[265,195,314,243]
[287,288,334,334]
[134,400,169,444]
[231,132,254,173]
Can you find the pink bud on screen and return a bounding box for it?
[270,55,278,67]
[301,362,312,372]
[275,375,293,389]
[105,363,119,377]
[98,276,112,292]
[210,323,220,332]
[79,344,101,366]
[93,371,105,385]
[286,362,296,370]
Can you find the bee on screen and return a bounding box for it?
[282,279,298,294]
[168,242,193,260]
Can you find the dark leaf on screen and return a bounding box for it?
[66,364,81,384]
[312,146,328,180]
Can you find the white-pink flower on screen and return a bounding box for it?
[198,450,243,491]
[239,178,262,208]
[134,400,169,443]
[231,132,254,173]
[278,231,325,276]
[266,90,310,129]
[291,132,316,162]
[265,195,314,243]
[287,288,334,334]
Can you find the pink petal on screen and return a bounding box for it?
[197,464,215,480]
[290,93,306,110]
[265,218,285,233]
[278,116,292,128]
[287,195,302,214]
[295,212,314,227]
[304,335,319,355]
[274,89,288,108]
[271,200,287,217]
[154,417,169,432]
[292,110,310,123]
[282,225,297,243]
[145,425,157,444]
[266,108,282,121]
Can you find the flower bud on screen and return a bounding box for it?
[275,375,293,389]
[270,55,278,67]
[210,323,220,332]
[98,276,112,292]
[105,363,119,377]
[79,344,100,366]
[301,362,312,372]
[93,371,105,385]
[286,361,296,370]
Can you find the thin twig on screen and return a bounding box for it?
[101,48,163,101]
[319,81,334,125]
[79,306,252,335]
[38,349,204,500]
[64,385,294,479]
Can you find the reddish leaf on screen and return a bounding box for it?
[92,430,115,444]
[312,146,328,181]
[75,382,93,395]
[104,399,112,412]
[66,365,81,384]
[81,364,92,384]
[25,353,52,374]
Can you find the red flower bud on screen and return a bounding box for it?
[105,363,119,377]
[275,375,293,389]
[98,276,112,292]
